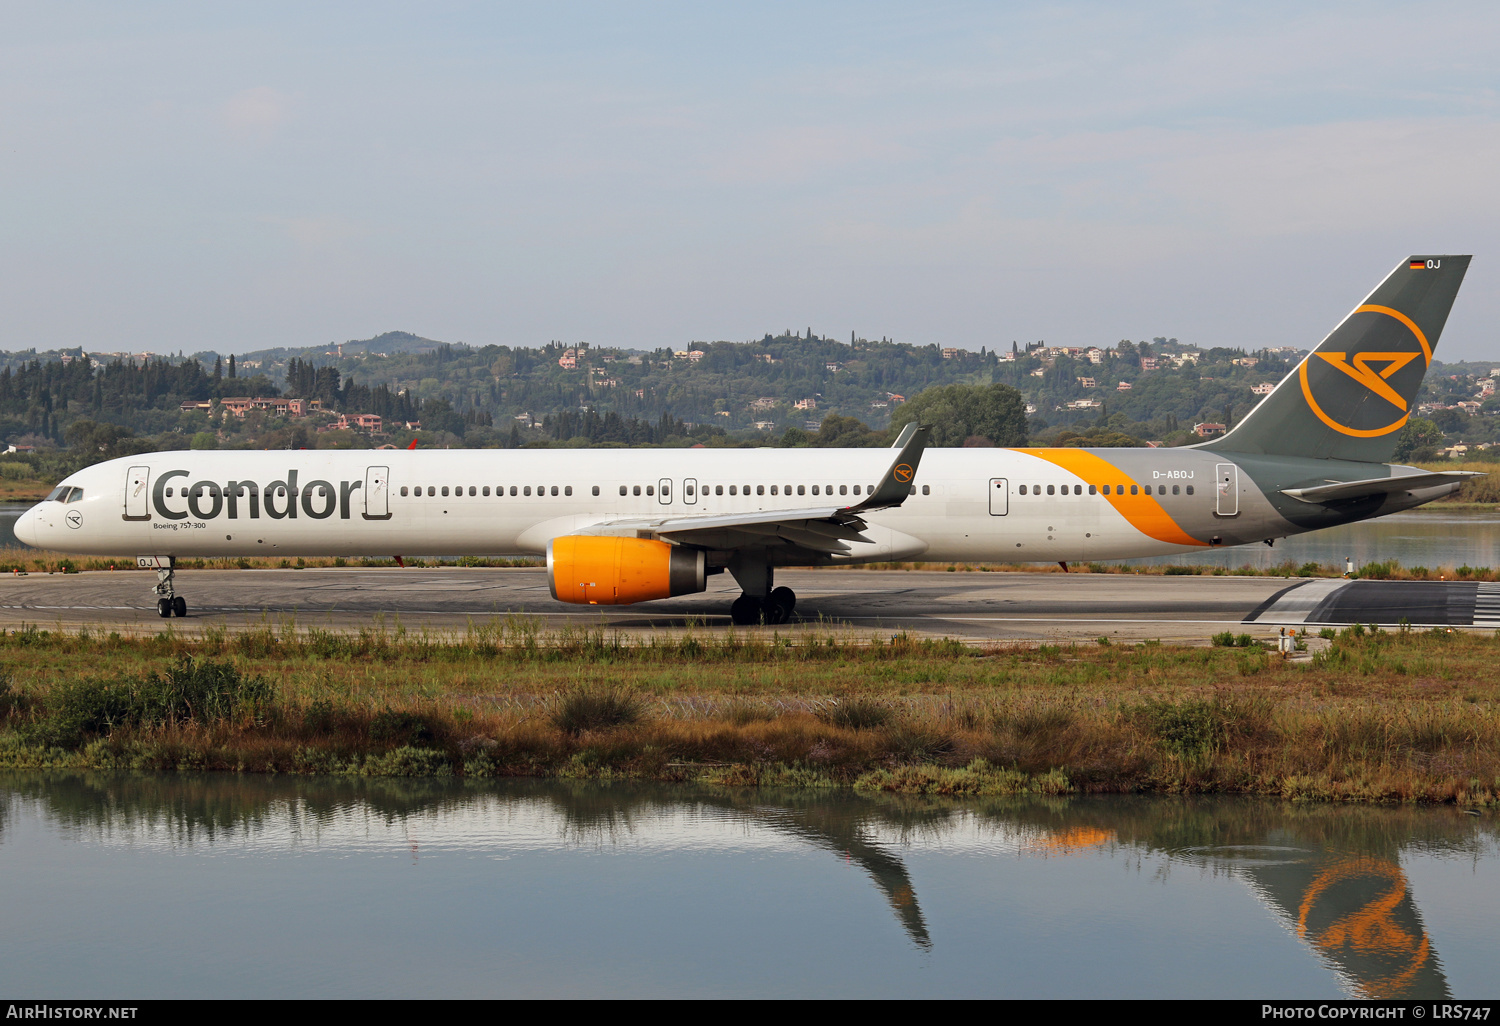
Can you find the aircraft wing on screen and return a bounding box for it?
[570,424,931,554]
[1281,470,1484,504]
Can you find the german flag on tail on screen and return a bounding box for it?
[1410,259,1427,270]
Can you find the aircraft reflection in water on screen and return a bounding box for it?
[3,774,1488,998]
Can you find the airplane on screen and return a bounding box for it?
[13,255,1478,625]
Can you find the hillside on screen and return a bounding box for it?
[0,331,1495,479]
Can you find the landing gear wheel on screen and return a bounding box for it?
[157,598,172,619]
[171,596,187,618]
[769,587,796,619]
[730,594,762,626]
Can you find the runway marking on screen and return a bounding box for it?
[1243,579,1350,624]
[1475,582,1500,628]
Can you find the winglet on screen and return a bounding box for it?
[889,422,918,449]
[849,424,930,512]
[407,438,418,450]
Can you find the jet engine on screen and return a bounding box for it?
[547,536,706,605]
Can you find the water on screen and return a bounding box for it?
[1130,510,1500,571]
[1,773,1494,998]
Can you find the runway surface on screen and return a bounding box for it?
[0,567,1494,643]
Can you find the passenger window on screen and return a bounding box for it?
[839,485,847,495]
[164,487,174,498]
[647,485,654,496]
[619,485,627,496]
[771,485,778,495]
[1088,485,1097,495]
[811,485,819,495]
[687,484,695,498]
[796,485,804,496]
[633,485,641,496]
[756,485,765,496]
[1046,485,1055,496]
[589,486,596,496]
[1172,485,1180,495]
[1130,485,1138,495]
[1019,485,1027,495]
[482,486,490,496]
[853,485,862,495]
[468,486,476,497]
[922,485,930,495]
[441,486,450,497]
[524,486,532,496]
[729,485,737,496]
[424,486,433,497]
[509,486,518,496]
[1186,485,1194,495]
[562,486,570,496]
[400,486,409,497]
[1158,485,1166,495]
[716,485,723,496]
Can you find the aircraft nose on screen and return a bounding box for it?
[13,505,41,548]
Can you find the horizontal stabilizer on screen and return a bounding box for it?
[1281,470,1483,504]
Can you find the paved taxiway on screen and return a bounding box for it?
[0,567,1492,643]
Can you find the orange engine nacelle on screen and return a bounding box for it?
[547,536,706,606]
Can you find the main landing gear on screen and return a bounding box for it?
[726,553,796,625]
[729,587,796,626]
[152,560,187,618]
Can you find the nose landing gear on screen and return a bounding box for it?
[150,560,187,618]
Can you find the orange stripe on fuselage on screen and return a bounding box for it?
[1015,448,1208,548]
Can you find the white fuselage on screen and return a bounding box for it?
[16,446,1301,564]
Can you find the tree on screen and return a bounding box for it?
[1392,417,1444,461]
[889,383,1028,447]
[811,415,886,447]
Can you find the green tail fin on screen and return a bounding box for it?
[1204,255,1470,463]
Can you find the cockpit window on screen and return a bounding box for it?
[65,487,83,503]
[46,486,70,502]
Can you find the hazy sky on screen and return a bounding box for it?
[3,2,1498,359]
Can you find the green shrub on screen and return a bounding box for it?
[1298,562,1322,577]
[820,698,892,730]
[369,710,436,747]
[35,659,273,748]
[550,688,642,735]
[1137,699,1229,756]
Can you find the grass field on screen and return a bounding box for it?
[1,619,1497,805]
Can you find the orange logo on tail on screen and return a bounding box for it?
[1298,305,1431,438]
[1314,352,1420,411]
[894,464,914,483]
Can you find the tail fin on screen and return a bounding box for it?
[1203,255,1470,463]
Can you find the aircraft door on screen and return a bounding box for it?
[124,466,151,521]
[1215,463,1239,517]
[658,478,672,504]
[365,466,392,520]
[683,478,700,504]
[989,478,1009,516]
